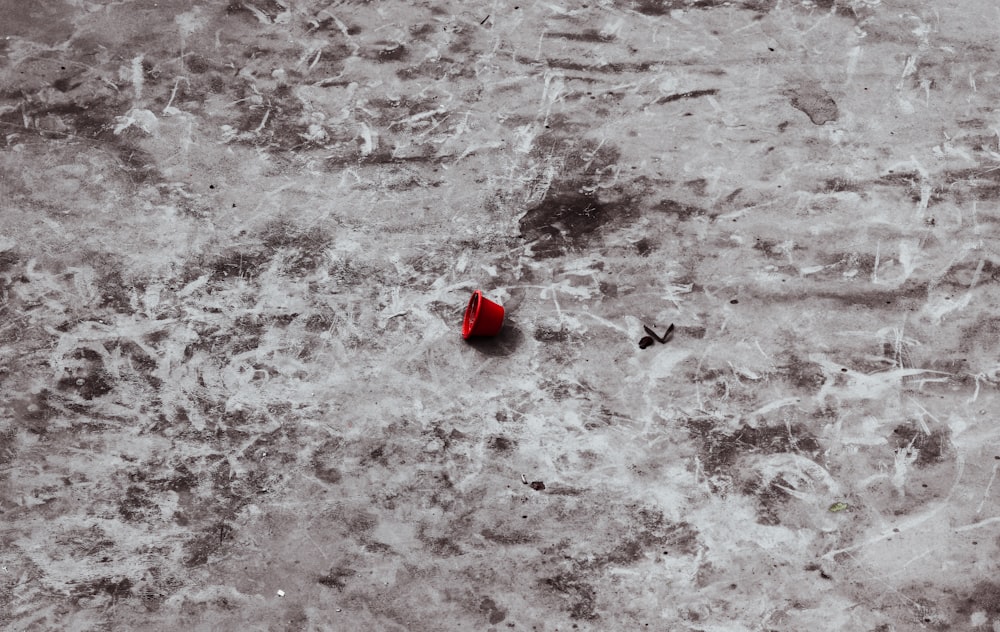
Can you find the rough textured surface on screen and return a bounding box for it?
[2,0,1000,630]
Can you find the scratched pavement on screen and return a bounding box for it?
[2,1,1000,630]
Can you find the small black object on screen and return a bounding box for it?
[643,323,675,344]
[639,336,654,349]
[529,481,545,491]
[480,14,490,24]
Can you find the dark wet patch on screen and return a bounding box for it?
[313,439,344,484]
[0,428,16,466]
[809,279,929,310]
[519,189,618,259]
[655,198,706,220]
[789,87,838,125]
[317,566,356,590]
[656,88,718,104]
[547,29,614,42]
[225,0,286,21]
[541,573,598,619]
[740,477,791,525]
[777,354,826,392]
[533,324,569,342]
[183,522,235,567]
[685,417,822,483]
[597,511,699,565]
[419,532,464,557]
[891,424,950,467]
[956,581,1000,619]
[209,249,271,281]
[465,322,524,357]
[12,391,59,435]
[231,84,307,150]
[480,527,536,545]
[631,0,775,14]
[118,485,158,522]
[941,167,1000,203]
[71,577,133,604]
[83,252,135,313]
[109,339,160,387]
[260,219,331,274]
[375,43,408,63]
[822,177,862,193]
[57,348,114,400]
[479,597,507,624]
[516,55,653,74]
[486,435,516,452]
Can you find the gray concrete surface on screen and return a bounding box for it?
[2,0,1000,630]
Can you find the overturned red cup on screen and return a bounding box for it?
[462,290,505,339]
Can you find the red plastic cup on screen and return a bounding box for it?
[463,290,505,339]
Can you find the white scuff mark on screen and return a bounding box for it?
[891,444,919,496]
[243,2,271,24]
[662,282,692,308]
[178,274,209,297]
[846,45,861,82]
[977,462,999,515]
[729,362,760,381]
[254,108,271,133]
[162,77,190,115]
[896,238,920,281]
[872,241,880,283]
[393,107,448,128]
[513,123,537,154]
[955,515,1000,532]
[922,288,973,324]
[131,54,144,100]
[455,140,504,163]
[799,263,833,275]
[920,78,932,106]
[970,71,977,92]
[812,355,950,403]
[113,108,159,136]
[747,397,798,419]
[897,95,915,115]
[752,453,841,497]
[359,122,376,156]
[175,7,205,40]
[540,70,565,123]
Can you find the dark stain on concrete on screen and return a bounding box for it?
[479,596,507,624]
[317,566,356,590]
[376,43,408,63]
[789,87,839,125]
[891,424,950,467]
[631,0,776,15]
[519,189,613,259]
[547,29,614,42]
[657,88,718,104]
[956,581,1000,619]
[685,417,822,496]
[542,573,598,619]
[655,198,707,220]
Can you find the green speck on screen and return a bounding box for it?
[828,502,848,513]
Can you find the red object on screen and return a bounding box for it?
[463,290,505,339]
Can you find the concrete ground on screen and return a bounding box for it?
[2,0,1000,630]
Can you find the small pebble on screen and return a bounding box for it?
[529,481,545,491]
[638,336,654,349]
